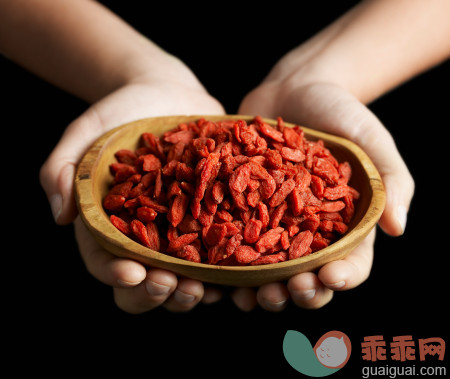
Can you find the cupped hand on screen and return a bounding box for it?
[40,75,225,313]
[237,80,414,311]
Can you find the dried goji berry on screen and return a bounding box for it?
[177,214,202,234]
[214,209,233,223]
[289,187,304,216]
[164,129,195,145]
[175,162,195,183]
[136,207,158,223]
[323,184,350,200]
[194,152,220,203]
[243,219,263,244]
[256,117,284,143]
[177,245,201,263]
[211,181,226,204]
[310,175,325,199]
[167,233,199,253]
[130,219,152,248]
[264,149,283,169]
[205,223,228,246]
[111,163,139,183]
[333,221,349,234]
[320,200,346,213]
[269,201,288,229]
[280,230,290,250]
[268,178,296,207]
[114,149,138,165]
[341,195,355,224]
[311,232,330,252]
[137,195,169,213]
[281,146,305,163]
[301,213,321,233]
[208,240,228,265]
[167,141,186,162]
[319,219,334,233]
[255,227,284,253]
[141,154,162,172]
[283,127,303,150]
[226,233,243,257]
[146,221,161,251]
[167,193,189,227]
[229,163,252,193]
[256,202,270,229]
[110,214,131,236]
[247,189,261,208]
[250,251,287,266]
[103,194,126,212]
[338,161,352,185]
[289,230,313,260]
[167,181,183,198]
[109,181,133,197]
[234,245,261,264]
[312,157,339,184]
[141,132,165,160]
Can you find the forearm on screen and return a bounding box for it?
[265,0,450,104]
[0,0,200,103]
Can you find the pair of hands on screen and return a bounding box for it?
[40,60,414,313]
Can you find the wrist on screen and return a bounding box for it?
[126,49,206,94]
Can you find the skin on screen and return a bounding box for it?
[1,0,449,312]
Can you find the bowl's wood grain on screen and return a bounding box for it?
[75,115,385,287]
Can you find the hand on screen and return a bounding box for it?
[40,73,226,313]
[236,80,414,311]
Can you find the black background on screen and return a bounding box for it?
[3,1,448,377]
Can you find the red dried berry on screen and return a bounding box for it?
[243,219,263,244]
[289,230,314,260]
[255,227,284,253]
[136,207,158,223]
[234,245,260,264]
[110,215,131,236]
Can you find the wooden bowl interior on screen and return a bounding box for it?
[76,115,385,287]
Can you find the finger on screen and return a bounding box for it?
[162,278,205,312]
[287,272,334,309]
[256,283,290,312]
[231,287,258,312]
[74,217,147,287]
[201,286,223,305]
[318,229,375,290]
[377,170,413,236]
[40,157,78,225]
[113,268,178,314]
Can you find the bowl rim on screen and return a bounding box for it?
[74,114,386,276]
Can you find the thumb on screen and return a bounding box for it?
[40,108,104,224]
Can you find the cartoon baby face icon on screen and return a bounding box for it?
[314,331,352,369]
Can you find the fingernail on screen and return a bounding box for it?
[117,279,142,287]
[295,289,316,301]
[146,281,171,297]
[397,205,407,233]
[49,194,62,222]
[266,299,288,310]
[327,281,346,289]
[174,289,195,304]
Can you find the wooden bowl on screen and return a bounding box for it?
[75,115,385,287]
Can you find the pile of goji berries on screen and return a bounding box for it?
[103,116,359,266]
